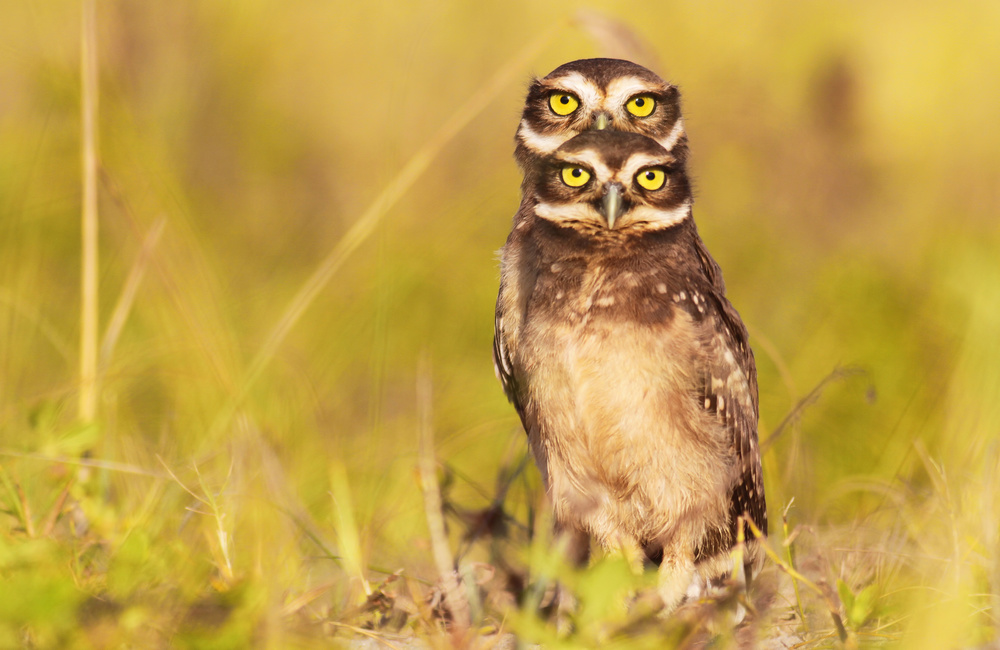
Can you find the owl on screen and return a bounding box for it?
[493,128,767,612]
[514,58,685,177]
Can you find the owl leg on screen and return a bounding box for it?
[556,524,591,567]
[691,558,748,625]
[606,535,647,575]
[547,524,589,633]
[657,546,696,614]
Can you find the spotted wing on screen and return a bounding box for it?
[707,296,767,540]
[492,282,528,431]
[689,254,767,566]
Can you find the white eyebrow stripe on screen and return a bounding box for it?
[547,71,603,111]
[517,120,571,154]
[535,201,603,224]
[605,76,663,108]
[620,153,674,183]
[658,117,686,152]
[624,201,691,229]
[558,149,613,181]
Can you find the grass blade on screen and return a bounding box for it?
[78,0,99,423]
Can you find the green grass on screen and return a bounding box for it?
[1,0,998,647]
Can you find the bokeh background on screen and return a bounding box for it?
[1,0,998,646]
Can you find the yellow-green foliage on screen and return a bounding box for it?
[0,0,998,647]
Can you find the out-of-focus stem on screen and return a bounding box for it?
[79,0,99,423]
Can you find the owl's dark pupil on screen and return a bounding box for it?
[645,171,654,179]
[559,96,570,105]
[635,97,645,107]
[572,169,582,177]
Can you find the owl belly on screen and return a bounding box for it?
[524,314,734,552]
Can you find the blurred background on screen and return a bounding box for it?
[0,0,998,646]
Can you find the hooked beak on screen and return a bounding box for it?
[602,183,623,229]
[593,112,610,131]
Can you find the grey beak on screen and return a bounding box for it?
[593,112,610,131]
[602,183,623,229]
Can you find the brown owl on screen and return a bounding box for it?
[514,58,685,177]
[493,127,766,612]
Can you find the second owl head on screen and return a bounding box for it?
[528,130,692,232]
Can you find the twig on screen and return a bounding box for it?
[761,366,868,453]
[746,517,848,642]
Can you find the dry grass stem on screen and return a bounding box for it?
[78,0,100,423]
[216,25,562,437]
[99,216,166,370]
[0,289,74,362]
[279,581,336,617]
[745,322,798,409]
[157,456,236,583]
[782,499,808,633]
[574,9,660,70]
[747,518,849,642]
[417,355,471,634]
[761,366,868,453]
[330,461,372,601]
[15,480,36,538]
[99,169,239,394]
[0,449,166,478]
[40,479,74,537]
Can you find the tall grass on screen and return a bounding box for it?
[0,0,997,646]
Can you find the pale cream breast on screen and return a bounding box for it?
[521,305,736,550]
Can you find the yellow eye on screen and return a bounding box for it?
[626,95,656,117]
[561,165,591,187]
[549,92,580,116]
[635,167,666,191]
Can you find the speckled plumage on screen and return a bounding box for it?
[494,123,767,611]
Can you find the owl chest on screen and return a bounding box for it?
[523,294,699,452]
[522,310,727,544]
[521,265,707,471]
[528,255,684,328]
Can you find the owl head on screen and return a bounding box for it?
[515,58,685,174]
[527,129,692,234]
